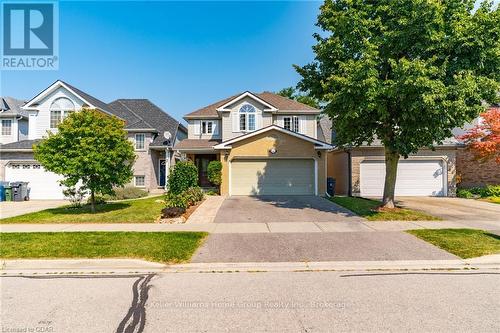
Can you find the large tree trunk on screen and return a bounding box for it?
[381,146,400,209]
[90,190,96,213]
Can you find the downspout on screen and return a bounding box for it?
[347,149,352,197]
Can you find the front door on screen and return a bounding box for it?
[195,154,217,187]
[159,159,166,187]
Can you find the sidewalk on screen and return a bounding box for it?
[2,255,500,275]
[1,220,499,233]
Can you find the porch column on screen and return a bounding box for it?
[164,149,171,191]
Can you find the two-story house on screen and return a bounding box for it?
[174,91,332,196]
[0,80,187,199]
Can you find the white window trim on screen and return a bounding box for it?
[134,175,146,187]
[134,133,146,150]
[238,104,256,132]
[283,116,300,133]
[1,119,12,136]
[202,120,214,134]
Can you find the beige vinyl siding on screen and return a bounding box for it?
[187,119,222,140]
[273,114,317,139]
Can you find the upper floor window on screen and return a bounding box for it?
[239,104,255,132]
[1,120,12,135]
[284,116,300,133]
[135,133,145,150]
[50,97,75,128]
[202,121,214,134]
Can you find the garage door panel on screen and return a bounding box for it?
[360,160,445,197]
[5,163,65,199]
[231,159,314,195]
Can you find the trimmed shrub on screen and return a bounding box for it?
[183,187,205,206]
[485,185,500,197]
[104,187,148,200]
[62,186,87,208]
[164,192,188,210]
[457,189,474,198]
[168,161,198,194]
[207,160,222,186]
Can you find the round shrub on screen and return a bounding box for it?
[168,161,198,194]
[183,187,205,206]
[207,160,222,186]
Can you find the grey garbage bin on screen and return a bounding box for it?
[10,182,29,201]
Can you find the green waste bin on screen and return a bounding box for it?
[4,187,12,201]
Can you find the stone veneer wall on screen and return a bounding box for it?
[350,147,458,197]
[456,148,500,188]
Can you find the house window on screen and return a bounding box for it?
[50,97,75,128]
[202,121,213,134]
[284,116,300,133]
[239,104,256,132]
[134,175,145,187]
[135,133,145,150]
[1,120,12,135]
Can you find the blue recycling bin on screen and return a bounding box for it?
[0,184,5,202]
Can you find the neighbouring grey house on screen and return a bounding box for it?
[0,80,187,199]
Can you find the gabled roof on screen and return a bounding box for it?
[23,80,115,115]
[0,97,28,118]
[108,99,187,146]
[216,91,278,112]
[213,125,333,150]
[184,91,320,119]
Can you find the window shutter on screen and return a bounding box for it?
[212,121,218,135]
[299,116,305,134]
[232,112,239,132]
[256,110,263,130]
[276,116,284,128]
[193,120,201,135]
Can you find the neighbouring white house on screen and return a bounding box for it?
[0,80,187,199]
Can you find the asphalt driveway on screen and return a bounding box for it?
[191,232,457,262]
[397,197,500,223]
[0,200,68,219]
[214,196,365,223]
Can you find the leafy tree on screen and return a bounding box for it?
[296,0,500,207]
[458,107,500,163]
[277,87,320,109]
[34,109,135,212]
[167,161,198,194]
[207,160,222,187]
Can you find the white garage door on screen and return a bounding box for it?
[360,160,445,197]
[5,162,65,199]
[231,159,315,195]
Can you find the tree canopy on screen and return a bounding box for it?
[34,109,136,211]
[459,107,500,163]
[296,0,500,207]
[276,87,320,109]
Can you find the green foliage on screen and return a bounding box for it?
[88,195,106,205]
[164,192,189,210]
[296,0,500,156]
[183,187,205,206]
[276,87,320,108]
[34,109,135,211]
[167,161,198,194]
[103,187,148,200]
[459,185,500,198]
[62,186,87,208]
[207,160,222,186]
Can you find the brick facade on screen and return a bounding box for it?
[456,148,500,188]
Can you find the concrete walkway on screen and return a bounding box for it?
[0,200,68,219]
[1,219,499,233]
[185,195,226,224]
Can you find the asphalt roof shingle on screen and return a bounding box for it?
[0,97,28,117]
[184,91,320,118]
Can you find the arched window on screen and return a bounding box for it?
[239,104,255,131]
[50,97,75,128]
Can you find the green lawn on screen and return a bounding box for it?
[0,232,207,263]
[330,196,441,221]
[408,229,500,259]
[0,196,164,224]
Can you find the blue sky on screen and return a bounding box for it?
[1,1,321,122]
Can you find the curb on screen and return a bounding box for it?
[2,257,500,276]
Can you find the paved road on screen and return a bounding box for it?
[191,231,457,262]
[215,196,364,223]
[1,270,499,332]
[398,197,500,222]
